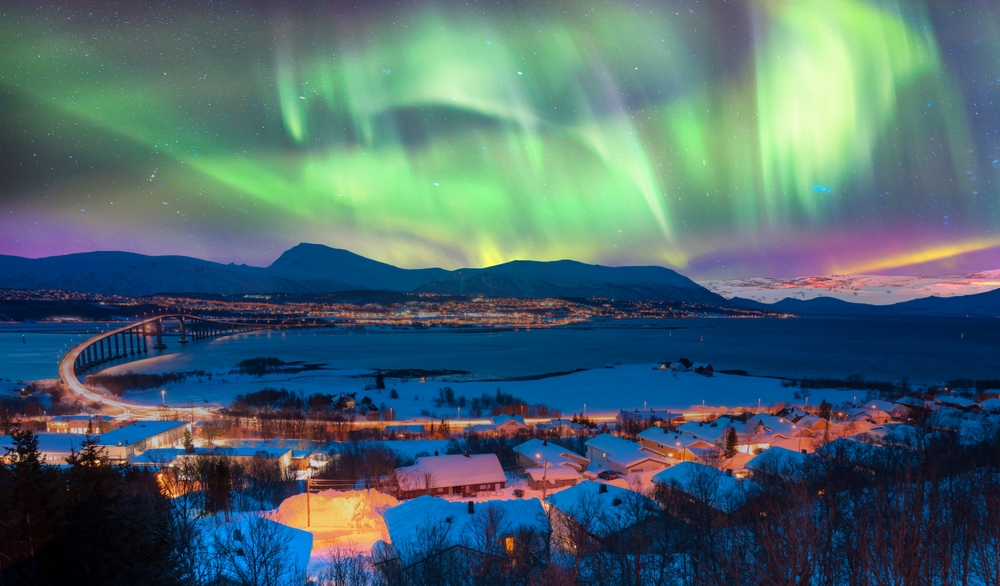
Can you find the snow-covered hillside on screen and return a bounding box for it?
[701,272,1000,305]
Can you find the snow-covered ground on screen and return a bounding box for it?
[95,362,852,420]
[701,271,1000,304]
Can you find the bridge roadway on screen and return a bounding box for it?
[59,314,262,419]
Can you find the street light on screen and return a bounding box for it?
[535,453,548,498]
[160,389,166,406]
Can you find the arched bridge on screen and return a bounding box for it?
[59,314,269,415]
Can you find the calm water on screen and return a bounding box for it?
[2,316,997,386]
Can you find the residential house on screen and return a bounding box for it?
[546,480,660,554]
[464,424,498,437]
[492,415,529,435]
[585,434,672,475]
[744,446,812,482]
[513,438,590,472]
[534,419,583,437]
[525,465,580,490]
[375,495,549,576]
[393,453,507,499]
[653,461,758,520]
[638,426,715,461]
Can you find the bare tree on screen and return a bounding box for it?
[212,515,305,586]
[317,547,374,586]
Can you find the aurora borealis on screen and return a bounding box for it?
[1,0,998,278]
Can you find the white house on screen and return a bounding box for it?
[377,495,549,568]
[653,461,758,515]
[491,415,529,435]
[513,438,590,471]
[585,434,672,475]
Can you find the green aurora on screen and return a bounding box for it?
[1,0,997,277]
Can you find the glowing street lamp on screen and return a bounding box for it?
[160,389,166,406]
[535,453,548,498]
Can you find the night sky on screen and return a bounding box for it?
[1,0,998,278]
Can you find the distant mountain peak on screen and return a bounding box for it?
[0,244,724,304]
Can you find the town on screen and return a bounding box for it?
[1,288,778,328]
[4,365,1000,585]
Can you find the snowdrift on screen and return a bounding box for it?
[276,489,399,531]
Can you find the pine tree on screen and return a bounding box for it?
[65,423,106,468]
[182,428,195,452]
[724,426,738,459]
[376,372,386,390]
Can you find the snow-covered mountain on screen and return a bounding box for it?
[0,244,724,303]
[701,273,1000,305]
[734,287,1000,317]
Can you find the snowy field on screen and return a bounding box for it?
[92,361,853,420]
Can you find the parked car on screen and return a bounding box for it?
[597,470,619,480]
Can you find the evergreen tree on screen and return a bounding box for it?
[182,428,195,452]
[724,426,738,459]
[376,372,386,390]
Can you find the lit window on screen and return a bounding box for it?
[505,537,515,553]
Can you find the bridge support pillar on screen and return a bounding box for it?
[178,316,188,344]
[114,334,120,358]
[153,318,167,350]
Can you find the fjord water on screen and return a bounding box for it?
[2,317,998,386]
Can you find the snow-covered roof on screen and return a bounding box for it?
[96,421,187,447]
[894,396,928,408]
[186,446,292,459]
[815,438,885,462]
[745,414,799,438]
[464,424,497,434]
[514,438,589,470]
[48,415,114,423]
[935,396,977,409]
[131,446,292,465]
[745,447,809,478]
[652,462,758,514]
[675,421,731,443]
[491,415,526,427]
[395,453,506,491]
[382,495,548,563]
[212,516,312,585]
[979,398,1000,413]
[862,400,898,412]
[130,448,185,465]
[958,419,999,447]
[526,466,580,482]
[546,480,657,536]
[585,434,670,469]
[1,432,87,463]
[881,424,932,447]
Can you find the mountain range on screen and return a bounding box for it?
[0,243,726,304]
[733,288,1000,317]
[3,244,998,316]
